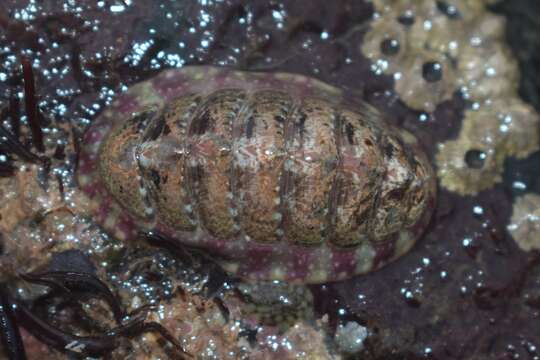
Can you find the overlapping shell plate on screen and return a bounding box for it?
[78,66,436,284]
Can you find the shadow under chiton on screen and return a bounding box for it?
[78,66,436,284]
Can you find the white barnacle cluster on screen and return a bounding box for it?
[507,193,540,252]
[362,0,508,112]
[334,321,369,354]
[362,0,540,195]
[436,97,539,194]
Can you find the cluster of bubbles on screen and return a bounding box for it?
[361,0,540,195]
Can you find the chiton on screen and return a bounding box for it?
[78,66,436,284]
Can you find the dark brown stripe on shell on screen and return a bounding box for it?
[229,89,256,242]
[277,98,301,243]
[181,94,211,229]
[326,107,343,244]
[156,94,201,230]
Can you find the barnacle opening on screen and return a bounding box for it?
[464,149,487,169]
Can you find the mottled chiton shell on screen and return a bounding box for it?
[78,66,436,284]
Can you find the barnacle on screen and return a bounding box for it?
[436,97,539,195]
[456,29,518,101]
[393,50,456,112]
[507,193,540,252]
[363,0,540,195]
[362,0,518,110]
[361,2,462,111]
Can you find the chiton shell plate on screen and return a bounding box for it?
[78,66,436,284]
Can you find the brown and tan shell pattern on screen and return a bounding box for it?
[78,66,436,284]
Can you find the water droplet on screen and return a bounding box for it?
[473,206,484,215]
[418,113,429,122]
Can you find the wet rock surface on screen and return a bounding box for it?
[0,0,539,359]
